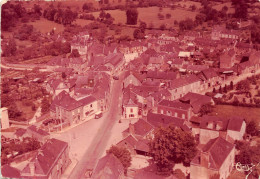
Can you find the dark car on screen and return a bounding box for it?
[113,76,119,80]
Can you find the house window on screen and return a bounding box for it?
[182,114,185,119]
[160,109,164,114]
[90,104,92,108]
[175,113,177,117]
[167,111,171,116]
[129,114,134,118]
[130,108,133,113]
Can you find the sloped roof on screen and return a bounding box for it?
[14,128,27,137]
[180,92,212,113]
[28,125,50,136]
[78,95,97,105]
[170,75,200,89]
[227,117,245,132]
[92,153,124,179]
[203,137,234,169]
[1,165,21,178]
[200,116,229,131]
[123,119,154,137]
[146,70,178,80]
[158,100,191,110]
[21,139,68,177]
[147,112,190,132]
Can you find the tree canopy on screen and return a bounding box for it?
[126,8,138,25]
[106,145,132,174]
[149,125,197,175]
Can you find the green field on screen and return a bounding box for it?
[27,18,65,34]
[212,2,235,14]
[211,105,260,123]
[91,7,198,28]
[177,1,202,9]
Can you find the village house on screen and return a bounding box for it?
[198,68,221,91]
[180,92,214,115]
[199,116,246,144]
[220,49,237,69]
[50,90,100,126]
[169,75,201,100]
[26,125,50,143]
[157,99,192,121]
[46,79,70,97]
[71,32,93,56]
[21,138,70,179]
[123,70,144,88]
[211,25,240,41]
[91,153,124,179]
[104,53,125,75]
[190,137,235,179]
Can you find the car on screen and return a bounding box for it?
[95,111,103,119]
[113,76,119,80]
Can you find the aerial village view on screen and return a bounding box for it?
[1,0,260,178]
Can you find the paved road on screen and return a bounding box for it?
[68,72,124,179]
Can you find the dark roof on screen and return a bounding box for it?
[227,117,245,132]
[123,119,154,137]
[1,165,21,178]
[21,139,68,176]
[158,100,191,110]
[180,92,212,113]
[200,116,229,131]
[170,75,200,89]
[146,70,178,80]
[147,112,190,132]
[28,125,49,136]
[191,137,234,170]
[14,128,27,137]
[78,95,96,105]
[92,153,124,179]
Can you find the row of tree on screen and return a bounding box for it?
[43,5,77,25]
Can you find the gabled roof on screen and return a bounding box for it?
[105,53,124,67]
[28,125,50,136]
[14,128,27,137]
[47,79,62,90]
[180,92,212,113]
[203,137,234,169]
[146,70,178,80]
[147,112,190,132]
[1,165,21,178]
[200,116,229,131]
[21,139,68,177]
[158,100,191,111]
[92,153,124,179]
[227,117,245,132]
[170,75,200,89]
[123,119,154,137]
[78,95,97,105]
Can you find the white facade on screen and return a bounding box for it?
[1,107,10,129]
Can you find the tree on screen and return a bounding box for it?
[246,120,259,136]
[230,81,234,90]
[62,72,67,79]
[149,125,197,175]
[8,104,22,119]
[41,97,50,114]
[133,28,145,39]
[126,8,138,25]
[199,103,213,116]
[219,86,222,93]
[173,169,186,179]
[236,80,250,92]
[107,145,131,174]
[61,42,71,54]
[2,38,17,57]
[69,49,80,58]
[179,18,194,31]
[223,84,227,93]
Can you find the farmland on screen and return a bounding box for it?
[27,18,65,34]
[90,7,198,28]
[212,2,235,14]
[210,105,260,123]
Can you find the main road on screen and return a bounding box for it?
[68,71,124,179]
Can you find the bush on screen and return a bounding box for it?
[158,13,164,20]
[166,13,171,19]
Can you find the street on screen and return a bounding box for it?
[68,72,124,179]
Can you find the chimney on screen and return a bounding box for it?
[216,121,223,130]
[29,162,35,176]
[207,122,214,129]
[129,122,135,135]
[200,152,210,168]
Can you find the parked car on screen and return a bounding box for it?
[95,111,103,119]
[113,76,119,80]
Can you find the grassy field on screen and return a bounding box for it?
[18,55,54,64]
[91,7,198,28]
[176,1,202,9]
[211,105,260,123]
[75,19,94,27]
[27,18,65,34]
[212,2,235,14]
[16,101,36,120]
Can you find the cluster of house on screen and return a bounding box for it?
[2,138,71,179]
[45,71,111,127]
